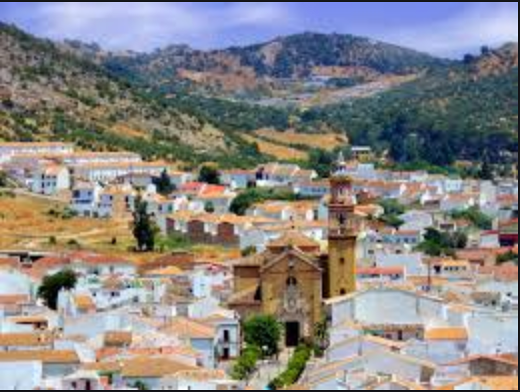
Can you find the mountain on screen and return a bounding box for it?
[92,32,449,98]
[0,23,518,169]
[0,22,264,168]
[297,44,518,166]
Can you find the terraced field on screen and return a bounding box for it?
[254,129,349,151]
[242,134,309,161]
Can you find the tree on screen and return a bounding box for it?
[133,381,149,390]
[244,315,282,358]
[204,201,216,214]
[481,45,492,56]
[452,207,493,230]
[230,188,301,216]
[132,196,158,252]
[479,158,495,181]
[198,165,221,185]
[230,190,262,216]
[314,317,330,357]
[155,170,175,196]
[38,270,77,310]
[463,53,476,65]
[379,199,406,229]
[0,171,8,187]
[418,228,468,257]
[497,251,518,265]
[241,246,257,257]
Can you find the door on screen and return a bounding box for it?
[285,322,301,348]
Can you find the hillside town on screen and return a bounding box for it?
[0,141,517,390]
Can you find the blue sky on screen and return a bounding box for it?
[0,2,517,57]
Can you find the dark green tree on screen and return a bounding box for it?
[133,381,149,390]
[418,228,469,257]
[0,171,8,187]
[204,201,216,214]
[244,315,282,357]
[479,158,495,181]
[155,170,175,196]
[38,270,77,310]
[198,165,221,185]
[132,196,158,252]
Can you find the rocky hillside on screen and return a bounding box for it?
[92,32,448,96]
[0,23,248,166]
[0,23,517,168]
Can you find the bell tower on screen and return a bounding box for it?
[327,152,360,297]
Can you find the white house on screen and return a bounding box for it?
[203,312,241,361]
[72,161,169,183]
[71,183,103,218]
[62,151,141,166]
[400,211,434,232]
[0,142,74,164]
[220,170,255,190]
[293,180,330,199]
[35,253,137,278]
[441,194,477,213]
[31,165,71,196]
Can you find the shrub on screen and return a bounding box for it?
[269,345,312,389]
[231,345,261,381]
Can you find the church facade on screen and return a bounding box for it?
[229,156,364,347]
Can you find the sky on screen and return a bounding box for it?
[0,2,518,57]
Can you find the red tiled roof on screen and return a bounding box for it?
[0,258,19,269]
[478,263,518,283]
[358,267,405,276]
[0,295,30,305]
[34,253,133,269]
[444,354,518,368]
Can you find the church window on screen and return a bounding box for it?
[287,277,298,288]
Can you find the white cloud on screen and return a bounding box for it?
[229,2,292,26]
[383,2,518,57]
[30,2,294,50]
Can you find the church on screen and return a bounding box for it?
[229,155,364,347]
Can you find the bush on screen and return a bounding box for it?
[231,345,261,381]
[67,239,82,250]
[156,233,192,252]
[497,251,519,265]
[452,207,493,230]
[269,345,312,389]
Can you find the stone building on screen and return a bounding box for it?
[229,154,363,346]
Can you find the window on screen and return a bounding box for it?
[223,330,230,343]
[287,277,298,288]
